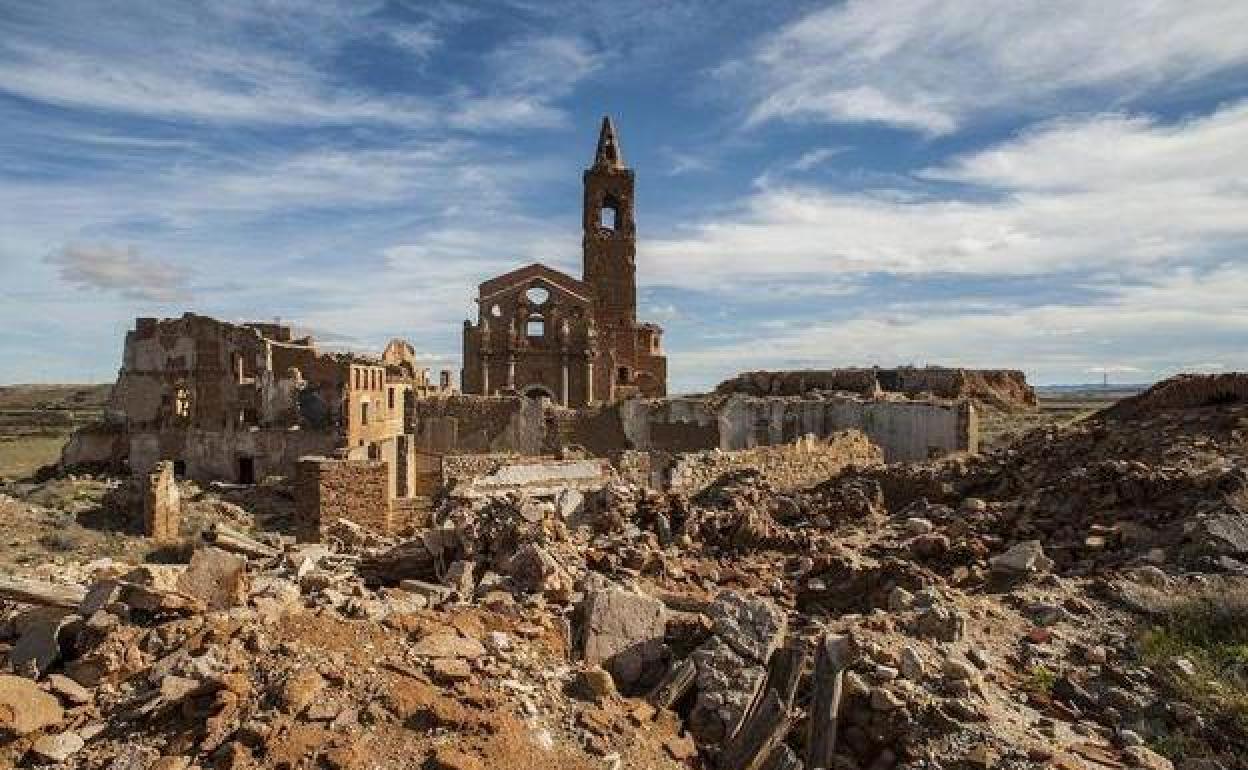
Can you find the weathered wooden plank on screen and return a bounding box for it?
[760,744,803,770]
[718,687,789,770]
[0,575,86,609]
[648,658,698,711]
[806,633,851,770]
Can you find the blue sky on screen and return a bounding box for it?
[2,0,1247,391]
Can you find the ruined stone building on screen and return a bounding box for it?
[461,117,667,406]
[63,313,451,498]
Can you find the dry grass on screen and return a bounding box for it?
[0,434,69,479]
[1138,584,1248,763]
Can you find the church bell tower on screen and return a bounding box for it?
[582,116,637,331]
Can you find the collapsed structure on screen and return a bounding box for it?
[62,118,1011,542]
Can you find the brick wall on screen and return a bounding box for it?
[665,431,882,496]
[142,460,181,542]
[295,457,390,541]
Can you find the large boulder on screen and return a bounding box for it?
[176,547,248,610]
[579,588,667,691]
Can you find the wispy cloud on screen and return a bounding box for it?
[0,4,436,126]
[45,244,192,303]
[449,35,601,131]
[644,101,1248,288]
[735,0,1248,134]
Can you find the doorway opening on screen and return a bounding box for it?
[237,456,255,485]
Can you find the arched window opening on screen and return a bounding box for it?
[527,316,545,338]
[525,285,550,305]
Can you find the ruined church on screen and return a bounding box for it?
[460,117,667,407]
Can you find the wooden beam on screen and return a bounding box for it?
[760,745,803,770]
[648,658,697,711]
[718,688,789,770]
[202,523,279,559]
[806,633,851,770]
[0,575,86,609]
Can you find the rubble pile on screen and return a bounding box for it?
[3,374,1248,769]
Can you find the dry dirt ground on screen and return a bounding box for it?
[3,378,1246,770]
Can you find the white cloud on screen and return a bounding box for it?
[45,244,192,303]
[739,0,1248,134]
[643,102,1248,289]
[671,265,1248,388]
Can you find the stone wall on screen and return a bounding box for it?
[404,389,976,466]
[665,431,882,496]
[295,456,390,541]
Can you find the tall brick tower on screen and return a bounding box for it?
[582,116,637,336]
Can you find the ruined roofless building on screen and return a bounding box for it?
[461,117,667,406]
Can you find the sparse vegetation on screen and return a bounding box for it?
[1138,587,1248,762]
[1022,663,1056,696]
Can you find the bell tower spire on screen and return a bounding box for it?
[593,115,625,170]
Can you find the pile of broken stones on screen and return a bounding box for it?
[4,395,1248,769]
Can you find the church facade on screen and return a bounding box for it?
[461,117,667,406]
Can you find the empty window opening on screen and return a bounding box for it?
[599,202,619,231]
[388,388,395,410]
[173,386,191,418]
[237,456,255,485]
[527,317,545,338]
[490,303,502,318]
[173,460,187,479]
[361,401,370,425]
[367,443,381,461]
[617,367,630,385]
[526,285,550,305]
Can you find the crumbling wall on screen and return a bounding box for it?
[716,395,976,463]
[142,460,181,542]
[666,431,882,495]
[60,422,127,470]
[715,367,1035,412]
[295,457,390,541]
[407,395,538,454]
[128,427,337,481]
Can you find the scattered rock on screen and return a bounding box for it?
[0,674,64,734]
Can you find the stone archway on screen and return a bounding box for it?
[522,383,556,401]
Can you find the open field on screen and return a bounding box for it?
[0,384,111,478]
[979,383,1145,449]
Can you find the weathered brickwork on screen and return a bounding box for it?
[295,457,390,542]
[461,117,667,407]
[142,460,181,542]
[63,313,451,484]
[665,431,883,496]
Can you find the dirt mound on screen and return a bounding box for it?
[1101,372,1248,420]
[715,366,1037,411]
